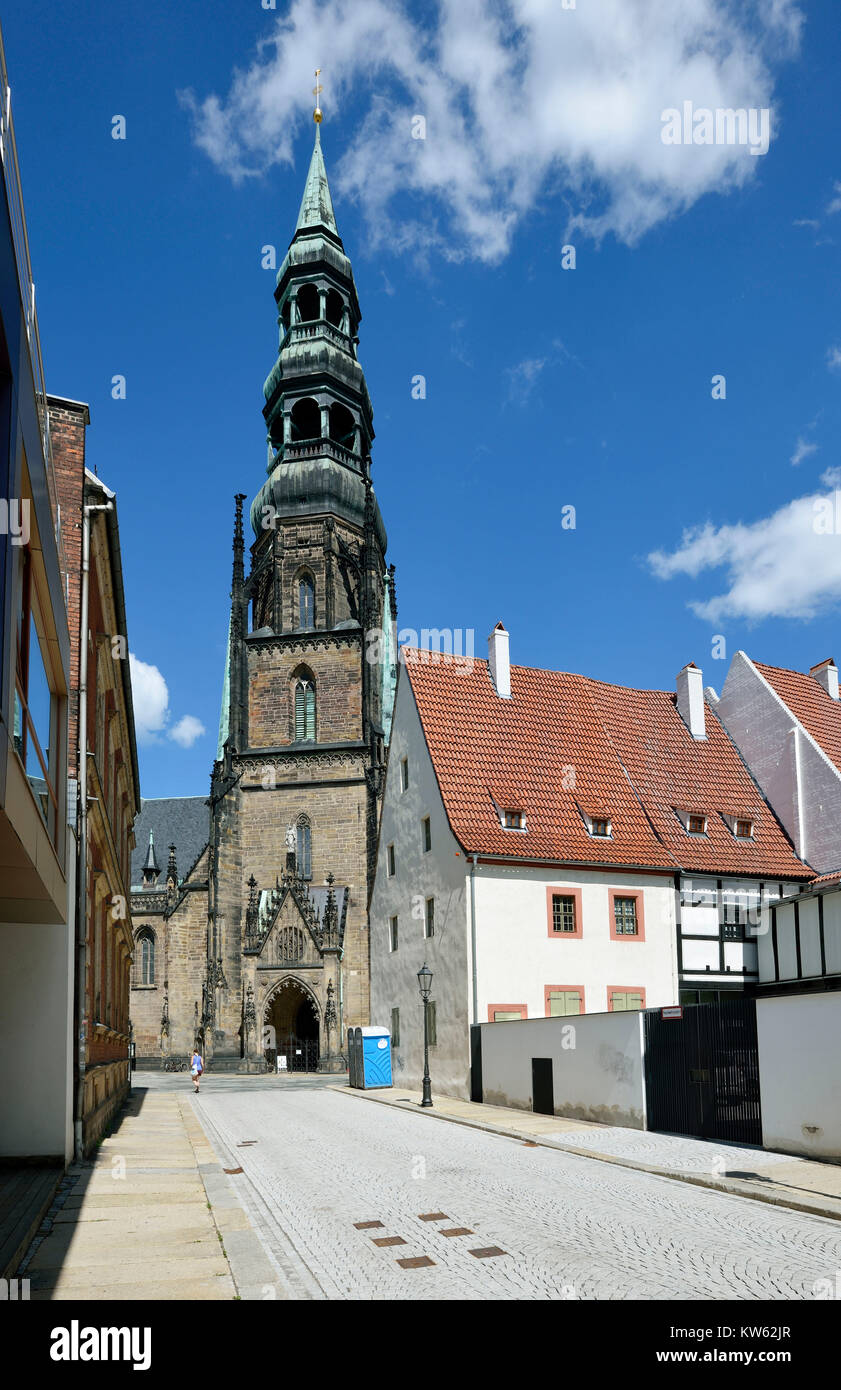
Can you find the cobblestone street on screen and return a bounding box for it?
[177,1076,841,1301]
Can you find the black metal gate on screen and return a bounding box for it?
[643,997,761,1145]
[266,1035,320,1073]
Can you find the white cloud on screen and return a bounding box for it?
[169,715,207,749]
[648,480,841,622]
[790,436,817,466]
[827,181,841,216]
[180,0,802,263]
[129,655,169,741]
[827,345,841,373]
[504,356,547,405]
[129,653,205,749]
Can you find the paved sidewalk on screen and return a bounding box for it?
[332,1085,841,1223]
[19,1087,278,1300]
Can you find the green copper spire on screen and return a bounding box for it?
[294,125,338,238]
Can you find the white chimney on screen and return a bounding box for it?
[676,662,706,740]
[810,659,839,700]
[488,622,511,699]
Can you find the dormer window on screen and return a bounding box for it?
[502,809,526,831]
[723,812,755,840]
[675,808,707,836]
[579,804,611,837]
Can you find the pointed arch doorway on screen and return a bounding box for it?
[265,978,320,1072]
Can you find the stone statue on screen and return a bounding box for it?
[285,824,296,853]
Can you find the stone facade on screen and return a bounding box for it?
[129,121,396,1073]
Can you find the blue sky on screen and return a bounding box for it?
[4,0,841,796]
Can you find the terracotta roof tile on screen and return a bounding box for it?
[404,649,811,880]
[754,660,841,773]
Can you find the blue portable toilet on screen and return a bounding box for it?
[359,1026,392,1089]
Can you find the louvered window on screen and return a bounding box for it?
[295,679,316,741]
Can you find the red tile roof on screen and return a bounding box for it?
[753,660,841,774]
[403,649,811,879]
[808,870,841,887]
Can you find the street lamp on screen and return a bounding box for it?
[417,962,433,1107]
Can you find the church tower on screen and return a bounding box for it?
[205,104,397,1072]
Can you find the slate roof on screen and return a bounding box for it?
[130,796,209,888]
[403,650,811,880]
[753,660,841,774]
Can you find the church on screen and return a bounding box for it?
[129,107,397,1073]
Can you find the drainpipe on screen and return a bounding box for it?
[470,854,479,1025]
[74,500,112,1162]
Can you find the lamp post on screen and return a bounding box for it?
[417,963,433,1107]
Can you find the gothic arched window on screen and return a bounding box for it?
[294,677,316,742]
[296,815,312,880]
[298,574,315,630]
[137,929,155,986]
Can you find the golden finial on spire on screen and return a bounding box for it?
[313,69,323,124]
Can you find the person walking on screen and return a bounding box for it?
[190,1048,203,1093]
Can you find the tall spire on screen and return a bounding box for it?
[294,129,338,239]
[294,67,338,240]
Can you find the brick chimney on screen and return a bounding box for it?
[676,662,706,739]
[810,658,839,700]
[488,622,511,699]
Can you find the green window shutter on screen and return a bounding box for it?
[306,685,315,740]
[548,991,581,1017]
[295,682,305,739]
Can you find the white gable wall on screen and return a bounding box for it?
[369,668,472,1097]
[716,651,841,874]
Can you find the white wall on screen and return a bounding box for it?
[475,864,677,1018]
[369,669,472,1098]
[0,923,74,1160]
[757,991,841,1159]
[479,1010,647,1128]
[717,651,841,875]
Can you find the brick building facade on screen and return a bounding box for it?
[130,117,396,1071]
[50,397,141,1148]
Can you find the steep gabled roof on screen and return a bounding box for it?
[130,796,209,888]
[753,660,841,774]
[403,650,810,880]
